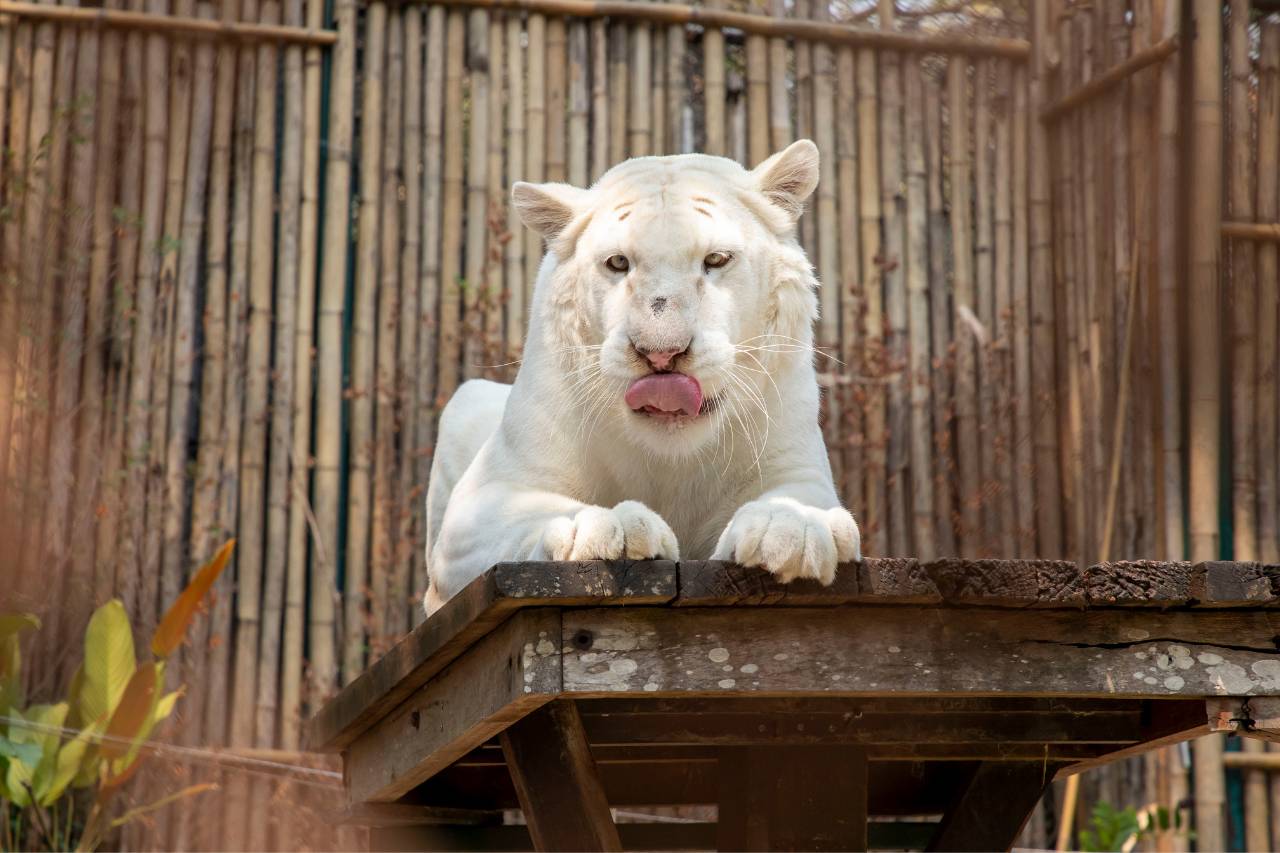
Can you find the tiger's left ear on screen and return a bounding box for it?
[751,139,820,222]
[512,181,590,240]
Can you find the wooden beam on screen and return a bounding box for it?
[309,561,675,751]
[393,0,1031,59]
[1058,700,1210,775]
[717,746,868,852]
[1084,560,1274,606]
[925,762,1056,852]
[346,609,562,803]
[561,606,1280,697]
[0,0,337,44]
[339,802,503,827]
[501,701,622,852]
[1223,221,1280,243]
[1040,36,1178,122]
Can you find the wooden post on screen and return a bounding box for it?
[928,763,1055,852]
[1188,1,1225,850]
[717,745,868,852]
[501,701,622,852]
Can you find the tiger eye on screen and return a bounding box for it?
[605,254,630,273]
[704,251,731,269]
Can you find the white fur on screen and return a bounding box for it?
[424,140,860,614]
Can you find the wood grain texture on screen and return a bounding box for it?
[346,609,562,803]
[1086,560,1274,606]
[925,762,1056,852]
[922,558,1084,607]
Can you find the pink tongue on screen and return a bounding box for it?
[625,373,704,416]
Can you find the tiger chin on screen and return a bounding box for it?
[423,140,860,615]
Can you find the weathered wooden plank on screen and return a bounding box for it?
[501,701,621,852]
[717,745,868,851]
[310,561,675,750]
[923,558,1084,607]
[346,610,563,803]
[674,559,938,605]
[925,762,1057,852]
[1057,699,1210,774]
[855,557,941,603]
[561,607,1280,697]
[1085,560,1272,607]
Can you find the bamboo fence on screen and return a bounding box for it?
[1,0,1278,850]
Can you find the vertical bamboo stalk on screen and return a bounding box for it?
[728,66,745,164]
[925,76,956,557]
[1153,0,1183,564]
[1064,13,1088,564]
[524,13,545,294]
[546,16,566,178]
[745,11,766,166]
[811,1,839,495]
[1257,20,1279,567]
[463,7,490,381]
[836,44,862,529]
[373,5,403,652]
[439,9,465,398]
[793,0,812,256]
[665,20,684,153]
[1079,9,1104,563]
[650,12,664,157]
[398,5,424,631]
[416,4,445,617]
[702,6,724,156]
[1188,0,1225,846]
[767,0,789,152]
[878,4,907,557]
[346,0,387,684]
[1242,738,1270,853]
[0,20,10,505]
[312,0,356,704]
[507,13,527,354]
[568,20,589,186]
[972,58,997,553]
[282,0,324,749]
[992,60,1015,558]
[607,21,625,164]
[947,58,979,557]
[1228,0,1256,564]
[0,18,28,493]
[856,48,883,555]
[590,19,608,178]
[485,11,505,371]
[904,57,933,561]
[1029,2,1061,558]
[628,21,651,156]
[1011,64,1033,556]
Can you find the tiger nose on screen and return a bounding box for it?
[636,345,688,371]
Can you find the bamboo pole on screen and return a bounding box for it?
[728,62,745,165]
[416,4,445,619]
[0,17,26,495]
[925,76,955,557]
[879,6,907,556]
[543,16,565,181]
[438,9,464,397]
[650,11,664,157]
[398,5,424,632]
[1230,0,1258,573]
[972,57,997,554]
[506,12,527,355]
[523,12,544,296]
[947,58,979,556]
[812,0,839,495]
[856,47,883,555]
[372,4,403,654]
[992,60,1015,558]
[745,5,766,166]
[568,20,588,185]
[766,0,788,152]
[1028,1,1061,558]
[836,43,861,530]
[1039,36,1177,123]
[487,11,506,379]
[282,0,326,748]
[1258,21,1279,568]
[628,19,650,156]
[0,0,337,42]
[1188,1,1225,847]
[904,57,933,561]
[313,0,356,703]
[665,19,683,153]
[1010,64,1032,555]
[346,0,386,683]
[590,18,607,178]
[793,0,812,257]
[405,0,1032,59]
[463,7,490,379]
[607,20,624,164]
[1242,738,1270,853]
[1223,221,1280,241]
[1082,8,1106,564]
[702,0,724,155]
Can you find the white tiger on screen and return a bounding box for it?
[423,140,860,614]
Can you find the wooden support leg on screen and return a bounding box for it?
[926,762,1054,852]
[500,700,621,852]
[716,746,868,852]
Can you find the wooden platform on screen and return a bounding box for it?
[309,559,1280,852]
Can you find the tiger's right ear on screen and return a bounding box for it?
[512,181,589,239]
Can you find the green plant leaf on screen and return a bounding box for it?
[81,600,136,726]
[0,733,43,766]
[151,539,235,659]
[6,702,68,805]
[40,722,99,805]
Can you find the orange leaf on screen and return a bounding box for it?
[151,539,235,659]
[102,663,158,760]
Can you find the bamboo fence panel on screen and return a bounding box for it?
[0,3,1270,847]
